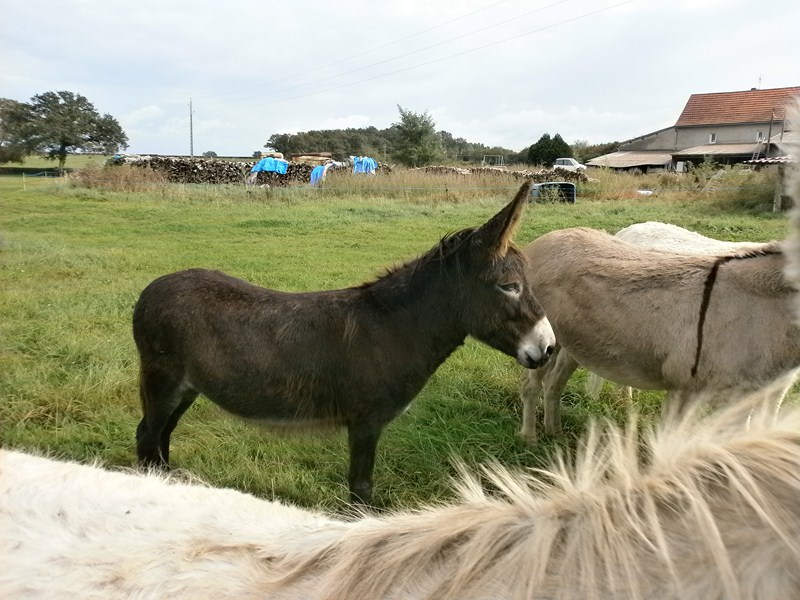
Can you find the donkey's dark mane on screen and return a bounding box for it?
[359,227,479,295]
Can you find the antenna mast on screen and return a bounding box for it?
[189,98,194,157]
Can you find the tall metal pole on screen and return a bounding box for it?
[189,98,194,157]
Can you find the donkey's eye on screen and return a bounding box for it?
[499,282,522,295]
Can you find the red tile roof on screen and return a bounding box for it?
[675,86,800,126]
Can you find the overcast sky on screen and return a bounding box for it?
[2,0,798,157]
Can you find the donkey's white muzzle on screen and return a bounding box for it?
[517,317,556,369]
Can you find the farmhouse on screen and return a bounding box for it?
[589,85,799,172]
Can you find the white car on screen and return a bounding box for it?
[552,157,586,172]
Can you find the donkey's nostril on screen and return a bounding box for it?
[518,348,552,369]
[544,345,555,359]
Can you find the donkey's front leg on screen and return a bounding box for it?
[347,424,383,504]
[542,349,579,436]
[519,367,545,444]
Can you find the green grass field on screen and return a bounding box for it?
[0,164,793,511]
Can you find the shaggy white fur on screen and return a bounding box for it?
[3,398,800,599]
[0,455,341,599]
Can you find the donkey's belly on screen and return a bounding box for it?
[188,369,345,424]
[588,362,666,390]
[245,415,347,433]
[568,343,669,390]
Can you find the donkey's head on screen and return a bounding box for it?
[459,181,555,368]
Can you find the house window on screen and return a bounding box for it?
[708,133,717,144]
[756,131,765,141]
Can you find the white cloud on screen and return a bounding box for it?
[124,105,165,125]
[319,114,374,130]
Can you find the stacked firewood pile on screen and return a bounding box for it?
[108,155,586,185]
[248,163,314,187]
[109,155,249,184]
[409,165,472,176]
[469,167,515,177]
[408,164,589,183]
[109,155,314,186]
[516,167,589,184]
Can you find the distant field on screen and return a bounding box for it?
[6,154,254,172]
[0,167,794,512]
[0,154,112,176]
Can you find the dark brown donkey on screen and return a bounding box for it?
[132,182,555,503]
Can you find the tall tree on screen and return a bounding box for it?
[391,105,441,167]
[0,98,28,164]
[526,133,572,166]
[527,133,552,165]
[2,91,128,169]
[550,133,572,160]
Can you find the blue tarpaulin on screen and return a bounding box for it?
[352,156,378,174]
[250,157,289,175]
[310,164,327,186]
[310,161,346,185]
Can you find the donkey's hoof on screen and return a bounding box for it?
[349,484,373,506]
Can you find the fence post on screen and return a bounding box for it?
[773,165,785,212]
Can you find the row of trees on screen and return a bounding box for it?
[267,105,617,168]
[0,91,128,169]
[266,105,517,167]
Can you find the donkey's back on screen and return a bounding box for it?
[585,223,775,399]
[134,268,378,423]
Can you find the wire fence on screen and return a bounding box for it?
[20,171,63,191]
[8,169,783,210]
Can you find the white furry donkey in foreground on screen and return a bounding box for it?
[3,396,800,599]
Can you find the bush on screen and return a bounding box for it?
[69,163,167,193]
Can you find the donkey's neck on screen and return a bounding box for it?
[362,259,470,358]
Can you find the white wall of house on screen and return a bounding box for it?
[620,128,677,151]
[622,122,780,153]
[674,123,772,147]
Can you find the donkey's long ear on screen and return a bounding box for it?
[478,180,532,258]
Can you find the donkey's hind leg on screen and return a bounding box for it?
[136,364,197,468]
